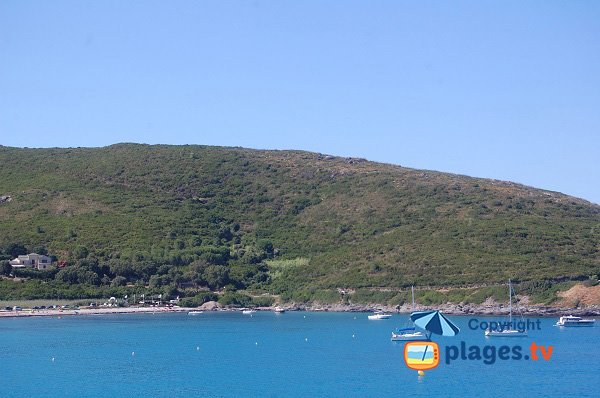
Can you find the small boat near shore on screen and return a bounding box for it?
[242,309,256,314]
[556,315,595,327]
[368,311,391,320]
[274,307,286,313]
[391,286,427,341]
[391,327,427,341]
[485,279,527,337]
[188,311,204,315]
[485,328,528,337]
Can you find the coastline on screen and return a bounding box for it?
[0,306,190,318]
[286,302,600,317]
[2,302,599,319]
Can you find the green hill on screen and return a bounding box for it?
[0,144,598,305]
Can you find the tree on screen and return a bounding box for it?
[162,286,178,301]
[32,246,48,255]
[203,265,229,290]
[111,276,127,287]
[55,267,100,285]
[0,260,12,276]
[73,246,89,259]
[5,243,27,258]
[257,240,274,256]
[149,275,162,288]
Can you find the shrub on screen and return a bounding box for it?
[218,292,251,307]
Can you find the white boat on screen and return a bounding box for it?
[391,286,427,341]
[391,328,427,341]
[368,311,391,320]
[556,315,595,327]
[242,309,256,315]
[274,306,286,313]
[485,279,528,337]
[485,328,528,337]
[187,311,203,315]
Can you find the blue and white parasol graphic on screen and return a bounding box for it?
[410,310,460,337]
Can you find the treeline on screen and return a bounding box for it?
[0,236,274,304]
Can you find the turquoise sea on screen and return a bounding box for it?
[1,312,599,397]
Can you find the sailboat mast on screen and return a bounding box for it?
[508,279,512,324]
[411,286,415,310]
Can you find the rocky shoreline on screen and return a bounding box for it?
[196,298,600,316]
[1,301,599,319]
[271,302,600,317]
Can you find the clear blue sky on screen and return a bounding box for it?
[1,1,599,204]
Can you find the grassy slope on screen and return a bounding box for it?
[0,144,598,301]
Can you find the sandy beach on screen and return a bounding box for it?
[0,306,191,318]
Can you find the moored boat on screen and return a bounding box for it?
[391,327,427,341]
[485,279,527,337]
[188,310,203,315]
[391,286,427,341]
[368,311,391,320]
[485,328,528,337]
[556,315,595,327]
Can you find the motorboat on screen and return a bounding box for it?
[556,315,595,327]
[187,311,203,315]
[242,309,256,315]
[391,327,427,341]
[274,306,286,313]
[368,311,391,320]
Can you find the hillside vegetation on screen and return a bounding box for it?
[0,144,598,305]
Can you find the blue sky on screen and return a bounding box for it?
[1,1,599,203]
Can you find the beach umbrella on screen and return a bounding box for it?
[410,310,460,337]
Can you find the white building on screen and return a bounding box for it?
[10,253,53,270]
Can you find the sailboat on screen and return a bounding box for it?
[391,286,428,341]
[485,279,528,337]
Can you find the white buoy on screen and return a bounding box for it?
[303,315,306,319]
[51,357,55,362]
[305,337,308,342]
[352,334,355,338]
[196,346,200,351]
[132,351,135,356]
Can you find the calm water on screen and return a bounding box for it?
[1,312,599,397]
